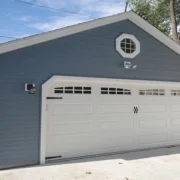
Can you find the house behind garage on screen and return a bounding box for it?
[0,11,180,169]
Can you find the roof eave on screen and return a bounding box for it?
[0,11,179,55]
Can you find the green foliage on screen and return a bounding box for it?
[175,0,180,26]
[129,0,180,35]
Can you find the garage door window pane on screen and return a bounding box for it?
[74,91,82,94]
[171,90,180,96]
[65,87,73,93]
[84,91,91,94]
[54,87,91,94]
[109,91,116,94]
[84,87,91,90]
[101,87,131,95]
[139,89,165,96]
[54,87,64,93]
[83,87,91,94]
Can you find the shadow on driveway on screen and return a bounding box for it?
[44,145,180,167]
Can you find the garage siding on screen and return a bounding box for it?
[0,19,180,168]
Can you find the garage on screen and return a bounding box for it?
[1,11,180,169]
[43,76,180,160]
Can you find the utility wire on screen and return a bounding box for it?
[14,0,125,17]
[14,0,90,17]
[0,36,17,39]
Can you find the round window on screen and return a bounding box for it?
[120,38,136,54]
[116,34,140,58]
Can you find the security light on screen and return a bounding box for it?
[124,61,137,70]
[25,83,36,94]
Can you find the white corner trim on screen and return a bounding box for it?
[0,11,180,55]
[40,76,55,164]
[116,33,140,58]
[49,75,180,86]
[40,83,46,164]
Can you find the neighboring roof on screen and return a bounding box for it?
[0,11,180,55]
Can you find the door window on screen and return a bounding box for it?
[101,87,131,95]
[171,90,180,96]
[139,89,165,96]
[54,87,91,94]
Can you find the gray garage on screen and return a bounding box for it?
[0,11,180,169]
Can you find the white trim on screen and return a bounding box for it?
[40,75,180,164]
[42,76,180,86]
[0,11,180,55]
[40,77,52,164]
[116,33,140,58]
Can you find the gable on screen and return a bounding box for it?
[1,19,179,81]
[0,11,179,55]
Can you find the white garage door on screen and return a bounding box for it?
[45,77,180,159]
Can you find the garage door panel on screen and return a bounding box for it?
[50,114,93,124]
[100,132,134,148]
[139,119,167,129]
[171,105,180,112]
[100,120,134,131]
[50,122,93,135]
[139,105,167,113]
[50,133,96,145]
[46,133,98,157]
[100,131,135,139]
[138,127,168,135]
[99,133,135,148]
[52,104,92,114]
[139,134,168,145]
[170,118,180,127]
[99,104,132,114]
[171,132,180,141]
[99,113,133,121]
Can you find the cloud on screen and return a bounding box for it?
[30,15,89,31]
[19,15,38,22]
[28,0,126,32]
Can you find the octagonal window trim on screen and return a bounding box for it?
[116,33,140,58]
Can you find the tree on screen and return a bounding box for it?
[128,0,180,43]
[170,0,179,43]
[124,0,129,12]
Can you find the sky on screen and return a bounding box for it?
[0,0,127,43]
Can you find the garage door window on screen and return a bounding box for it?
[139,89,165,96]
[171,90,180,96]
[54,87,91,94]
[101,87,131,95]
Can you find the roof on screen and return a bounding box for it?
[0,11,180,55]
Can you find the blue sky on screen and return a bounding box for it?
[0,0,127,43]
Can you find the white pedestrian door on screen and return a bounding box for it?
[45,77,180,159]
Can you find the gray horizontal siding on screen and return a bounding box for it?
[0,19,180,168]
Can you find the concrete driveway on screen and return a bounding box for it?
[1,146,180,180]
